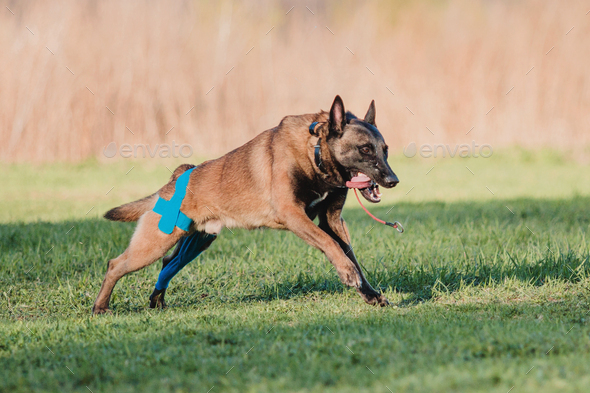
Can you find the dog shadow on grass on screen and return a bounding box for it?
[160,247,589,312]
[201,247,589,309]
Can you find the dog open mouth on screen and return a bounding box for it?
[346,172,382,203]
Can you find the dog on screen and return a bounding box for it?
[92,95,399,314]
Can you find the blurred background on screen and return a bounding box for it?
[3,3,590,390]
[1,0,590,163]
[1,0,589,223]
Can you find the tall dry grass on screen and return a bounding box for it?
[1,0,589,163]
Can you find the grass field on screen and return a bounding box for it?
[1,151,590,392]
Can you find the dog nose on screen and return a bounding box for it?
[384,174,399,188]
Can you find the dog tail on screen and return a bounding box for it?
[104,194,158,222]
[103,163,197,222]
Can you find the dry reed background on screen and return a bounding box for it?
[1,0,589,163]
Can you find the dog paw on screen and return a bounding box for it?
[375,294,390,307]
[149,296,167,309]
[357,288,390,307]
[149,288,167,309]
[92,305,111,315]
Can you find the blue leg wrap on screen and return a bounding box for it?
[155,231,217,290]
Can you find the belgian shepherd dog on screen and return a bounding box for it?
[93,96,399,314]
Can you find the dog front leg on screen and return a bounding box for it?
[280,207,362,289]
[318,213,389,307]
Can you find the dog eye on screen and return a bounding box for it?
[359,146,371,154]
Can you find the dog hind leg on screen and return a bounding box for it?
[149,232,217,309]
[92,211,183,314]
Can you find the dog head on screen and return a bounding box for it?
[325,95,399,203]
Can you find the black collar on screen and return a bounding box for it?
[314,139,327,173]
[309,122,328,174]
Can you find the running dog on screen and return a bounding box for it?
[93,95,399,314]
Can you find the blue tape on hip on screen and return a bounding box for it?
[153,167,195,234]
[155,231,217,290]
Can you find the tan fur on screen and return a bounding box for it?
[103,194,158,222]
[93,100,392,314]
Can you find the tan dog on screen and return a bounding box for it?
[93,96,399,314]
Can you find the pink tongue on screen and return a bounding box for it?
[346,173,372,189]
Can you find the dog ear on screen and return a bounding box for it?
[329,95,346,137]
[364,100,376,126]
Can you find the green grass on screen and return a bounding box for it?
[1,151,590,392]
